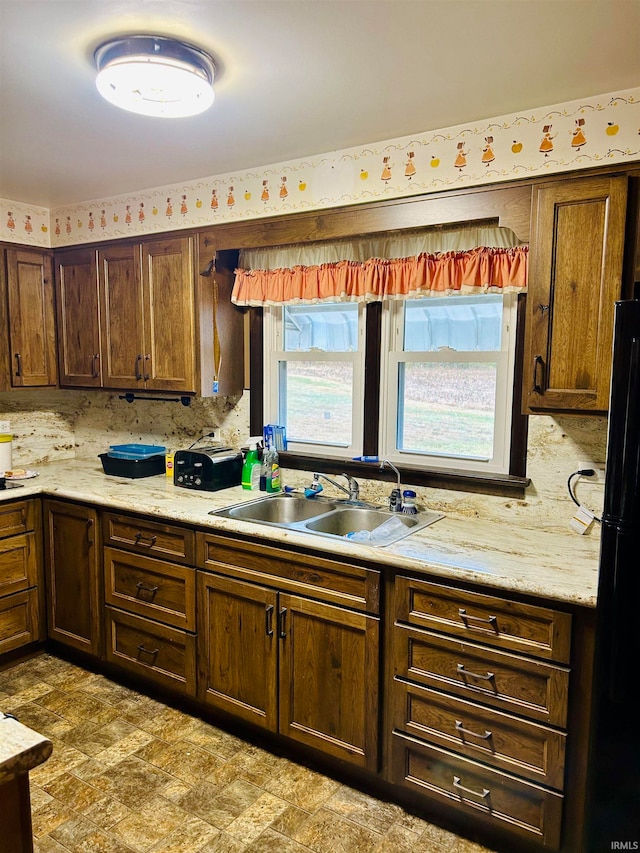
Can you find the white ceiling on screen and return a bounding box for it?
[1,0,639,209]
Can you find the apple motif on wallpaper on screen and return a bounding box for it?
[606,122,619,136]
[430,156,440,168]
[152,207,158,215]
[299,181,307,191]
[196,199,203,208]
[511,141,523,153]
[244,191,252,201]
[113,214,118,222]
[360,170,369,180]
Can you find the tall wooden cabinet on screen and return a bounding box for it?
[1,247,57,388]
[43,499,101,656]
[523,175,628,413]
[55,248,102,387]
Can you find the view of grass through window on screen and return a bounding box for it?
[399,362,497,459]
[280,362,353,445]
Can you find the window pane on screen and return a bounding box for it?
[398,362,497,460]
[284,303,358,352]
[279,361,353,445]
[403,295,503,352]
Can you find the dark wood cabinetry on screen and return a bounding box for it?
[523,174,628,413]
[43,499,101,655]
[55,248,101,387]
[197,532,380,770]
[1,247,57,388]
[0,499,43,655]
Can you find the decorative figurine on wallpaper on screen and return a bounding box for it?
[6,212,15,230]
[481,136,495,166]
[210,189,218,210]
[381,156,392,182]
[100,211,106,228]
[138,203,145,222]
[88,212,95,231]
[181,195,188,215]
[279,177,288,199]
[125,205,132,225]
[227,187,235,207]
[24,215,32,233]
[571,118,587,149]
[166,198,173,217]
[55,218,60,236]
[539,125,555,156]
[454,142,468,171]
[405,151,416,179]
[66,216,72,234]
[261,180,270,202]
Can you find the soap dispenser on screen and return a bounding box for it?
[242,437,262,490]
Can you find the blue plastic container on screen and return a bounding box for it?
[107,444,166,459]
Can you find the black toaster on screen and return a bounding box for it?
[173,444,242,491]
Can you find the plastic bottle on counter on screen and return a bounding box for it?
[266,443,281,493]
[242,437,262,490]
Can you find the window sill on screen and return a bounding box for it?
[279,452,530,499]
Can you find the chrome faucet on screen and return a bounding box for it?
[380,459,402,511]
[312,472,360,502]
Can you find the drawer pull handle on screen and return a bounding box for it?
[278,607,287,639]
[455,720,493,742]
[137,644,159,660]
[457,664,495,683]
[135,581,159,599]
[265,604,274,637]
[458,608,497,631]
[453,776,490,803]
[134,532,157,547]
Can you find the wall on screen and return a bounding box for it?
[0,388,607,536]
[1,88,638,249]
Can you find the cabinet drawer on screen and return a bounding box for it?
[0,533,38,597]
[0,501,36,539]
[396,576,571,663]
[393,680,566,789]
[197,532,380,614]
[103,513,195,565]
[395,625,569,727]
[104,547,195,631]
[391,732,563,849]
[0,588,41,654]
[104,607,196,695]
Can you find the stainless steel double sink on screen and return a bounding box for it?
[210,493,443,547]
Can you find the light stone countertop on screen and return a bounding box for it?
[0,459,601,607]
[0,713,53,783]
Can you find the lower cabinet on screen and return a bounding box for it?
[196,533,381,771]
[43,499,101,656]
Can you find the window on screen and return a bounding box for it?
[263,292,518,474]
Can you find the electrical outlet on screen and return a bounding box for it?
[577,461,606,482]
[204,429,217,440]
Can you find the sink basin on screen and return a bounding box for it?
[210,493,443,547]
[222,494,337,524]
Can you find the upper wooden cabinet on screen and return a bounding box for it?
[523,175,628,414]
[1,247,57,388]
[54,236,244,395]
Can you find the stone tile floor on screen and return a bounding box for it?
[1,653,496,853]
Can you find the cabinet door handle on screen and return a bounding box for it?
[14,353,22,377]
[135,354,143,380]
[91,353,100,378]
[457,664,495,683]
[135,581,159,599]
[86,517,94,545]
[458,608,497,631]
[453,776,490,803]
[265,604,274,637]
[532,355,545,393]
[134,532,157,548]
[137,644,159,660]
[278,607,287,638]
[143,354,151,381]
[455,720,493,742]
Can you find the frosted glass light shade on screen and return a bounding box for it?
[95,36,215,118]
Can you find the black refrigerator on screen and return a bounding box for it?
[586,299,640,850]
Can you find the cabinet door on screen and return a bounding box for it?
[98,243,145,389]
[6,248,57,387]
[524,175,627,413]
[44,500,101,656]
[55,249,101,386]
[279,593,379,770]
[142,237,196,392]
[197,572,278,730]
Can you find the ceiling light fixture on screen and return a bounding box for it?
[94,35,216,118]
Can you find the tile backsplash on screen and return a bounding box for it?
[0,389,607,535]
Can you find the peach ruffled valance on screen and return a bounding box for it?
[231,246,528,306]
